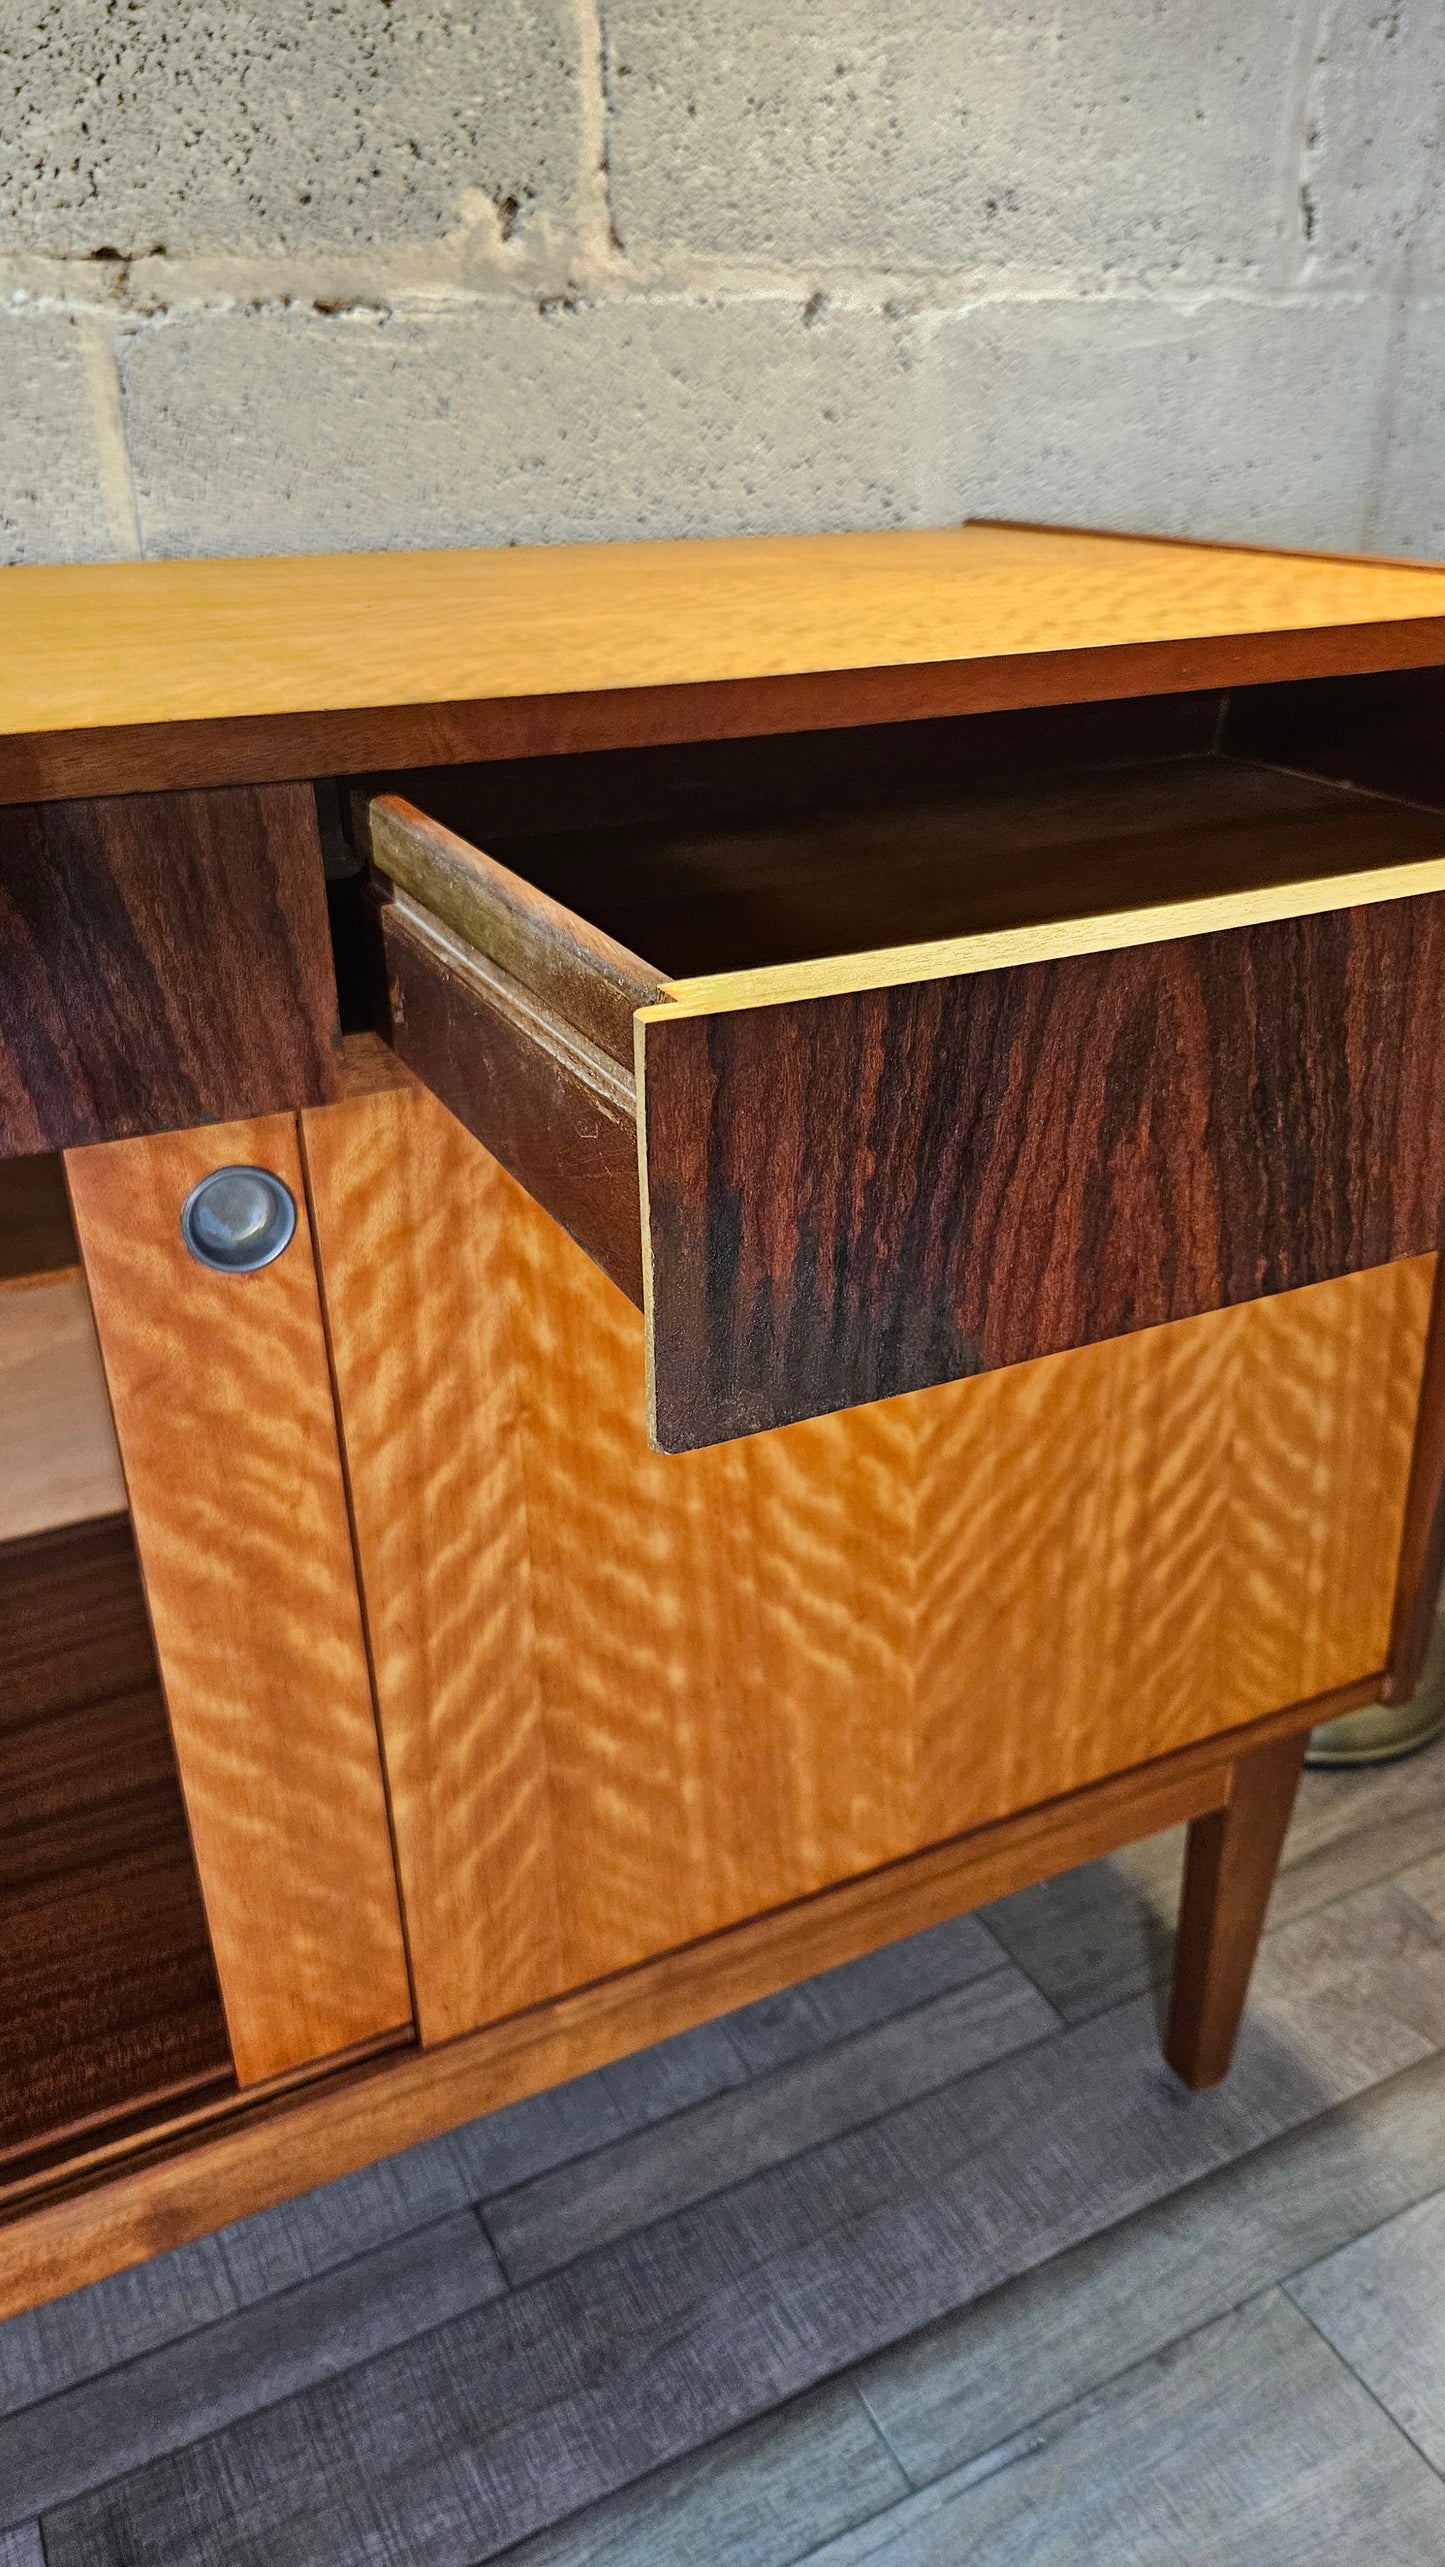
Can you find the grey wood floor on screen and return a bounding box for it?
[10,1738,1445,2562]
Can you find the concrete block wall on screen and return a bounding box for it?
[1,1,1441,565]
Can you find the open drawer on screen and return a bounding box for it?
[356,705,1445,1452]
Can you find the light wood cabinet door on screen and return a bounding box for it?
[66,1116,413,2087]
[301,1073,1431,2049]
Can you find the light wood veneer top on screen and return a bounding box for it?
[4,522,1444,739]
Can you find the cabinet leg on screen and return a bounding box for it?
[1164,1731,1308,2091]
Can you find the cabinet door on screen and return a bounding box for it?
[67,1116,412,2087]
[301,1072,1432,2048]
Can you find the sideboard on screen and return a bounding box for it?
[4,520,1445,2316]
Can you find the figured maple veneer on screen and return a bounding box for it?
[65,1115,412,2086]
[0,783,341,1157]
[300,1073,1431,2046]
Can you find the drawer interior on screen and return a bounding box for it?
[357,680,1445,994]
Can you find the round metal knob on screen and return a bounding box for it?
[180,1166,297,1274]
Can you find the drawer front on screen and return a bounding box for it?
[639,889,1445,1448]
[368,795,1445,1453]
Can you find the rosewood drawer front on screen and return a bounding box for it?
[362,753,1445,1453]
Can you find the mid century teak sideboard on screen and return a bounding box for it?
[4,520,1445,2318]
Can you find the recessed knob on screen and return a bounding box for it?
[180,1167,297,1274]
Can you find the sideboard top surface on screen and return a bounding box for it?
[7,519,1445,732]
[3,521,1444,802]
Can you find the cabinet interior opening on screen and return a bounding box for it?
[0,1154,233,2190]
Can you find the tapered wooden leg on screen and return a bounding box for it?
[1164,1730,1308,2090]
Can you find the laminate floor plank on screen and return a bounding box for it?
[798,2293,1445,2565]
[0,2529,43,2567]
[41,1885,1445,2567]
[0,2018,748,2418]
[716,1916,1008,2078]
[486,1967,1058,2285]
[448,1921,1005,2220]
[854,2038,1445,2483]
[980,1841,1182,2023]
[444,2016,754,2202]
[1288,2184,1445,2471]
[0,2131,479,2416]
[0,2212,503,2525]
[497,2383,907,2567]
[1396,1845,1445,1931]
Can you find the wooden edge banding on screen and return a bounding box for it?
[634,1008,662,1449]
[8,622,1445,807]
[0,1674,1377,2316]
[1384,1253,1445,1703]
[366,795,664,1068]
[649,851,1445,1020]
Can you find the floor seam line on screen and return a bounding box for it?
[1284,2287,1445,2484]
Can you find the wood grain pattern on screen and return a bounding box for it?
[380,901,644,1304]
[302,1078,1426,2033]
[0,1273,127,1540]
[297,1080,562,2050]
[5,527,1443,741]
[911,1254,1434,1833]
[64,1116,412,2086]
[0,1679,1383,2320]
[0,1518,231,2172]
[640,894,1445,1446]
[0,785,340,1156]
[0,1514,155,1724]
[1165,1733,1310,2089]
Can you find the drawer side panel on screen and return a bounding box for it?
[382,902,645,1306]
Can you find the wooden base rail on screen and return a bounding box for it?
[0,1678,1370,2322]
